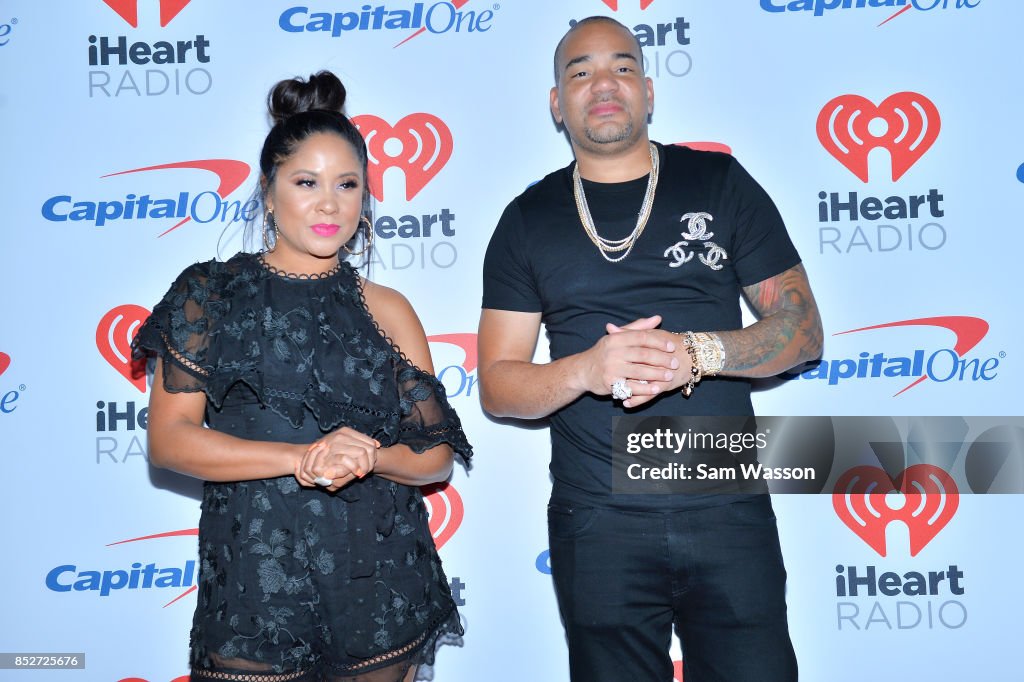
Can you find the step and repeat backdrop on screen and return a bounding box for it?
[2,1,1022,680]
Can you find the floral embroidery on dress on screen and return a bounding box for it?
[133,252,471,678]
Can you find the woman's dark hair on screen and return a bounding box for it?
[259,70,372,225]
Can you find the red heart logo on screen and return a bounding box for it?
[0,352,10,378]
[353,113,453,202]
[817,92,940,182]
[96,305,151,393]
[422,482,464,550]
[833,464,958,556]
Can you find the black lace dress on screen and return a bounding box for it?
[133,252,472,682]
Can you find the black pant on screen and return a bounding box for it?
[548,496,798,682]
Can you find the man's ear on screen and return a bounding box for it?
[550,86,563,125]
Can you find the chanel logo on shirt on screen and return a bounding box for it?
[664,211,729,271]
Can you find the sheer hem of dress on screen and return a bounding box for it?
[192,667,316,681]
[191,661,413,682]
[327,601,463,682]
[192,603,461,682]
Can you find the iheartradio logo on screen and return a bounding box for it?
[422,482,464,550]
[97,305,151,393]
[353,113,453,202]
[833,464,958,557]
[817,92,940,182]
[102,0,194,27]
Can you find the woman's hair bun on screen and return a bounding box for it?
[267,71,347,125]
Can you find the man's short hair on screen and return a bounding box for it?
[553,16,644,84]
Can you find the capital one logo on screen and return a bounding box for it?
[422,482,464,550]
[817,92,940,182]
[42,160,251,237]
[353,114,453,202]
[46,528,199,608]
[98,305,151,393]
[116,160,249,237]
[102,0,193,27]
[833,464,958,556]
[835,315,989,396]
[429,333,478,398]
[0,352,9,379]
[600,0,657,9]
[783,315,1002,396]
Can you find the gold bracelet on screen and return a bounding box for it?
[682,337,701,397]
[690,331,725,376]
[679,331,726,397]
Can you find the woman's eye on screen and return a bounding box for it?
[296,179,315,188]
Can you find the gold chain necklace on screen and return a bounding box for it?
[572,142,659,263]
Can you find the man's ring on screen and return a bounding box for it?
[313,476,333,487]
[611,379,632,400]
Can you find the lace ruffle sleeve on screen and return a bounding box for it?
[132,260,223,394]
[394,361,473,466]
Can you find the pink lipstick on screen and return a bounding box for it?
[311,223,340,236]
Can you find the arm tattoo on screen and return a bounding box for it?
[755,275,781,314]
[714,264,823,377]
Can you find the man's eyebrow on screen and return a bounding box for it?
[563,51,638,72]
[564,54,592,72]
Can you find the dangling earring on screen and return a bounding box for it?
[343,216,374,257]
[262,210,278,252]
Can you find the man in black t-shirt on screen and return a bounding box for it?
[478,16,822,682]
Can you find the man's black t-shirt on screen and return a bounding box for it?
[482,143,801,509]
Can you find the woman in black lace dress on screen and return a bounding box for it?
[133,72,471,682]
